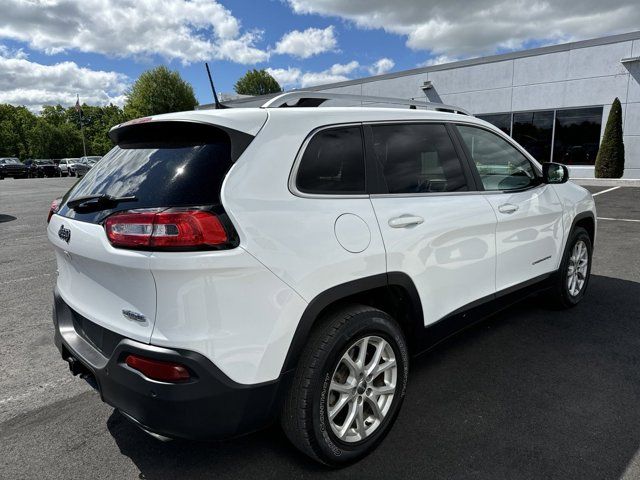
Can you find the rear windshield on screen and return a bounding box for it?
[58,141,233,224]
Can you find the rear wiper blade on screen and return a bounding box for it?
[67,194,138,211]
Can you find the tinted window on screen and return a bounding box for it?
[477,113,511,135]
[512,110,554,162]
[370,123,467,193]
[58,142,233,224]
[296,126,365,194]
[553,107,602,165]
[457,125,539,191]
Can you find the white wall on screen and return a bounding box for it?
[316,38,640,178]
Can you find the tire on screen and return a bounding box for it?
[546,226,592,308]
[281,304,409,466]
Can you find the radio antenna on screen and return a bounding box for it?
[205,63,228,109]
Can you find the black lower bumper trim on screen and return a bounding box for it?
[53,289,285,440]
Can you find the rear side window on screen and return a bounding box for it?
[457,125,539,191]
[296,126,365,195]
[57,122,245,224]
[370,123,468,193]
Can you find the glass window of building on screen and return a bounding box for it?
[477,113,512,135]
[512,110,554,162]
[553,107,603,165]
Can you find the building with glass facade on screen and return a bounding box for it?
[222,31,640,178]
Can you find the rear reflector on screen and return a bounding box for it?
[47,198,61,223]
[105,208,228,250]
[125,354,191,382]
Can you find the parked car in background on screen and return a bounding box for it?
[58,158,80,177]
[75,156,102,177]
[25,159,59,178]
[0,157,28,179]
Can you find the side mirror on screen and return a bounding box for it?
[542,162,569,184]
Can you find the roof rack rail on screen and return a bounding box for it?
[261,91,470,115]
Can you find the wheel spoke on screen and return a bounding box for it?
[329,394,352,420]
[356,337,369,370]
[330,380,354,394]
[338,401,358,439]
[372,358,396,378]
[365,340,384,376]
[342,352,359,376]
[365,395,383,421]
[371,384,395,396]
[356,399,366,439]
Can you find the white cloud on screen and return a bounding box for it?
[0,0,269,64]
[0,47,129,111]
[286,0,640,59]
[368,57,394,75]
[274,26,337,58]
[266,67,303,87]
[268,60,387,88]
[266,62,356,88]
[327,60,359,76]
[420,55,458,67]
[300,71,349,87]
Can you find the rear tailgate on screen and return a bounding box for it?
[48,115,264,345]
[48,214,157,343]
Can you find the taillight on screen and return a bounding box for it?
[104,208,229,250]
[125,354,191,383]
[47,198,61,223]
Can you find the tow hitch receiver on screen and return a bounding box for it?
[64,355,98,390]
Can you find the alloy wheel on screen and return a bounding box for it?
[327,336,397,443]
[567,239,589,296]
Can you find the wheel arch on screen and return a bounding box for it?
[280,272,423,374]
[571,210,596,247]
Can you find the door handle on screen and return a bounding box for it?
[498,203,519,214]
[388,215,424,228]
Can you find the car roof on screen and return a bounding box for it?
[111,106,488,138]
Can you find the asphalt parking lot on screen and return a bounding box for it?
[1,178,640,479]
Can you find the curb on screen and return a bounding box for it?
[571,178,640,187]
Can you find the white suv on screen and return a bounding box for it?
[48,92,596,466]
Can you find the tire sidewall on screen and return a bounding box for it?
[559,228,592,305]
[310,312,409,465]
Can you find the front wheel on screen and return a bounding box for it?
[281,305,409,466]
[546,226,592,308]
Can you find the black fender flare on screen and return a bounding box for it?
[568,210,596,246]
[280,272,423,374]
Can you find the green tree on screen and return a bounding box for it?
[595,98,625,178]
[124,66,197,118]
[0,104,37,159]
[234,69,282,96]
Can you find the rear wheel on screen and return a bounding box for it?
[546,226,592,308]
[281,305,409,466]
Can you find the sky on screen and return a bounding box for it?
[0,0,639,111]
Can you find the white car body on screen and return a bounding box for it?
[48,97,596,443]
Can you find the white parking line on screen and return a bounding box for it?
[592,186,621,196]
[597,217,640,223]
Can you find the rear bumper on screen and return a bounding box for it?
[52,288,284,440]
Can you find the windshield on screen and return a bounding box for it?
[58,142,233,224]
[2,158,21,164]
